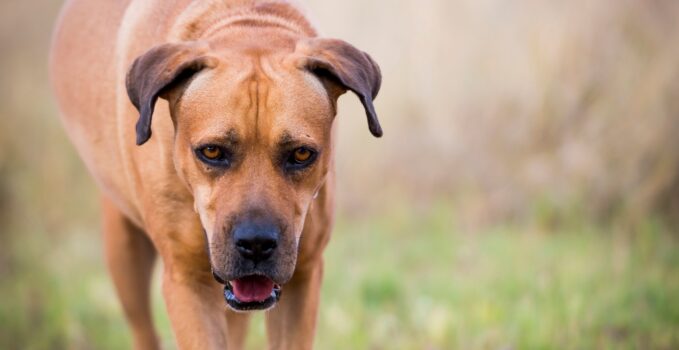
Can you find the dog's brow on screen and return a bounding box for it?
[277,131,295,147]
[276,131,319,149]
[194,128,240,148]
[224,128,239,146]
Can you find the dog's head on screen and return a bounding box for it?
[126,36,381,311]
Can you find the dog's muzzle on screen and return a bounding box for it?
[212,214,286,311]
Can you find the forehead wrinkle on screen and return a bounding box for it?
[251,55,276,144]
[247,70,259,141]
[260,53,286,81]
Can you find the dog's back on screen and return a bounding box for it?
[51,0,142,220]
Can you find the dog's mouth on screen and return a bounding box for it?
[223,275,282,311]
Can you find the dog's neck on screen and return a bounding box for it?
[170,0,317,42]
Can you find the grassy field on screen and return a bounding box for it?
[1,202,678,349]
[2,1,679,348]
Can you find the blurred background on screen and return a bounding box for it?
[1,0,678,348]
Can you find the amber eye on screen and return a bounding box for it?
[201,146,222,160]
[293,148,312,163]
[196,145,230,167]
[285,147,317,171]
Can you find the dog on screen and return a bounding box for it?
[49,0,381,349]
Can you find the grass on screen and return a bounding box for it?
[1,203,678,349]
[2,0,679,348]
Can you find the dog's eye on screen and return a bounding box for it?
[293,148,312,163]
[201,146,222,160]
[196,145,229,166]
[286,147,317,170]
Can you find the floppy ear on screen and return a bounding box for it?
[298,38,383,137]
[126,41,218,145]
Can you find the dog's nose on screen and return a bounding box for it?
[232,219,279,262]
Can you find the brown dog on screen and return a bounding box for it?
[49,0,381,349]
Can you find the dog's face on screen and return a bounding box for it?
[126,38,381,311]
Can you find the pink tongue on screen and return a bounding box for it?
[231,276,275,303]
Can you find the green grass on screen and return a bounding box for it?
[1,205,678,349]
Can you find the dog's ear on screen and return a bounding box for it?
[297,38,383,137]
[126,41,218,145]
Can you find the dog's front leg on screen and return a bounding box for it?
[265,261,323,350]
[150,218,228,349]
[161,265,228,349]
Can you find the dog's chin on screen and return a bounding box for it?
[223,275,282,312]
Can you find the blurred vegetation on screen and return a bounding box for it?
[2,0,679,348]
[2,203,679,349]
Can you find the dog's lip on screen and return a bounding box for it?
[223,277,282,311]
[212,272,284,311]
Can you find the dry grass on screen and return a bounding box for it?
[308,0,679,227]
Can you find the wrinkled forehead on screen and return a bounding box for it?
[176,56,334,144]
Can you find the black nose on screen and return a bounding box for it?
[232,219,279,262]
